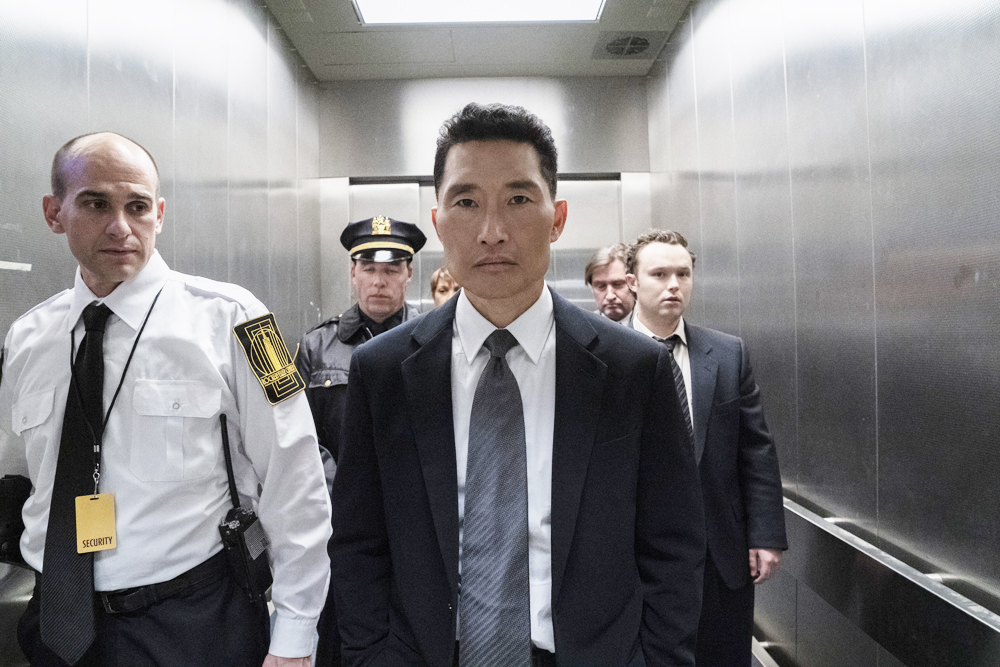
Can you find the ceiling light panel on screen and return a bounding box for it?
[354,0,606,24]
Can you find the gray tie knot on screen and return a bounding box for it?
[483,329,519,359]
[83,303,113,333]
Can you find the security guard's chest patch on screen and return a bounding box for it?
[234,313,305,404]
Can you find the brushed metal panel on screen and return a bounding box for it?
[865,0,1000,607]
[729,0,798,492]
[690,0,740,337]
[172,0,231,282]
[319,77,650,178]
[620,173,652,243]
[297,63,323,336]
[268,20,301,347]
[796,584,877,667]
[555,180,621,250]
[660,24,706,323]
[0,0,88,336]
[784,500,1000,667]
[753,570,797,667]
[549,249,601,313]
[228,0,271,301]
[319,177,352,319]
[87,0,176,262]
[782,0,877,530]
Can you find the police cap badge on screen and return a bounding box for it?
[340,216,427,263]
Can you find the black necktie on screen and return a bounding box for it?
[460,329,531,667]
[658,334,695,448]
[41,302,112,664]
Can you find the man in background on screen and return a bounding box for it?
[626,229,787,667]
[584,243,634,322]
[0,132,330,667]
[296,216,425,667]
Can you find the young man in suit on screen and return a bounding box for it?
[626,229,788,667]
[328,103,706,666]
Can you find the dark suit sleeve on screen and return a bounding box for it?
[637,347,707,665]
[736,339,788,550]
[329,350,392,666]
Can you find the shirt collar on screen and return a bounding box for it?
[455,285,554,366]
[632,313,687,347]
[65,251,171,332]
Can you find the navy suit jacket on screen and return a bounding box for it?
[330,290,706,667]
[643,320,788,589]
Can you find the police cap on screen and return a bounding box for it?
[340,216,427,262]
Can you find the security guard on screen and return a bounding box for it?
[0,132,331,667]
[296,216,425,667]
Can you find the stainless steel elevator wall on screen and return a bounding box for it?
[0,2,320,660]
[0,0,322,348]
[648,0,1000,663]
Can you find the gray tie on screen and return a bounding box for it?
[658,335,695,447]
[460,329,531,667]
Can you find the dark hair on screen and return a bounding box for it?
[51,132,160,199]
[626,229,697,275]
[433,103,559,199]
[584,244,629,286]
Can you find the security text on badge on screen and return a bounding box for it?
[76,493,117,554]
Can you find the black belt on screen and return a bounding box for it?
[96,550,229,614]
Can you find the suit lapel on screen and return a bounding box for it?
[550,292,607,607]
[401,300,460,594]
[685,323,717,464]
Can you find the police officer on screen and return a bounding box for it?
[295,216,426,667]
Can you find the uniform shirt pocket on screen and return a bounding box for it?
[130,380,222,482]
[12,388,55,436]
[307,369,348,389]
[13,388,56,479]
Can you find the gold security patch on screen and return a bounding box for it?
[233,313,305,405]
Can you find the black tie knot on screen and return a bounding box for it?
[655,334,681,353]
[83,303,113,333]
[483,329,519,359]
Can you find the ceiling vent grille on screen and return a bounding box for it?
[592,31,668,60]
[606,36,650,56]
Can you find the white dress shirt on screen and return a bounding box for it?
[452,287,556,652]
[0,251,332,657]
[632,315,694,422]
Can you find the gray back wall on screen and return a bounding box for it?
[0,0,321,347]
[648,0,1000,663]
[320,76,650,178]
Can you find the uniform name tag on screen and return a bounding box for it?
[233,313,305,404]
[76,494,117,553]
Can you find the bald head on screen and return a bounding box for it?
[51,132,160,200]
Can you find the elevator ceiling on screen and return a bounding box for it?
[264,0,691,81]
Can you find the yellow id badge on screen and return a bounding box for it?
[75,494,117,554]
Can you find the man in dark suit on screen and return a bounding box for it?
[329,103,705,666]
[625,229,788,667]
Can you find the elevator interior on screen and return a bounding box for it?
[2,1,1000,665]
